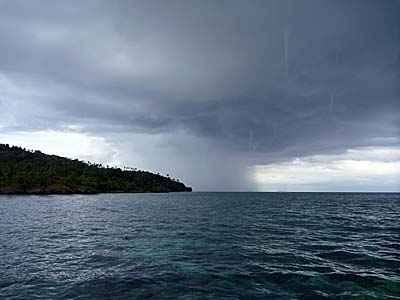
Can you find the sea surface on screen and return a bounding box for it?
[0,192,399,299]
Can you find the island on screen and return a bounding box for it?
[0,143,192,194]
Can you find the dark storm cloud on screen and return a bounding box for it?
[0,0,399,189]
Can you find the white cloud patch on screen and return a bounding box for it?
[253,147,400,192]
[0,129,120,166]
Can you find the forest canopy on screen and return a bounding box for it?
[0,143,192,194]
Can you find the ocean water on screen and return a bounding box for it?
[0,192,399,300]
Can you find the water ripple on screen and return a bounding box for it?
[0,192,399,299]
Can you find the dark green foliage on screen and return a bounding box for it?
[0,143,192,194]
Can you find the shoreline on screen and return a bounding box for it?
[0,187,192,195]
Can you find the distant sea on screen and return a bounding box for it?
[1,192,399,299]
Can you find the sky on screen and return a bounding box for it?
[0,0,399,191]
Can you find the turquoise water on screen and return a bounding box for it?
[0,192,399,299]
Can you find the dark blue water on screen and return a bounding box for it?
[0,192,399,299]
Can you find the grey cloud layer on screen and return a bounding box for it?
[0,0,399,188]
